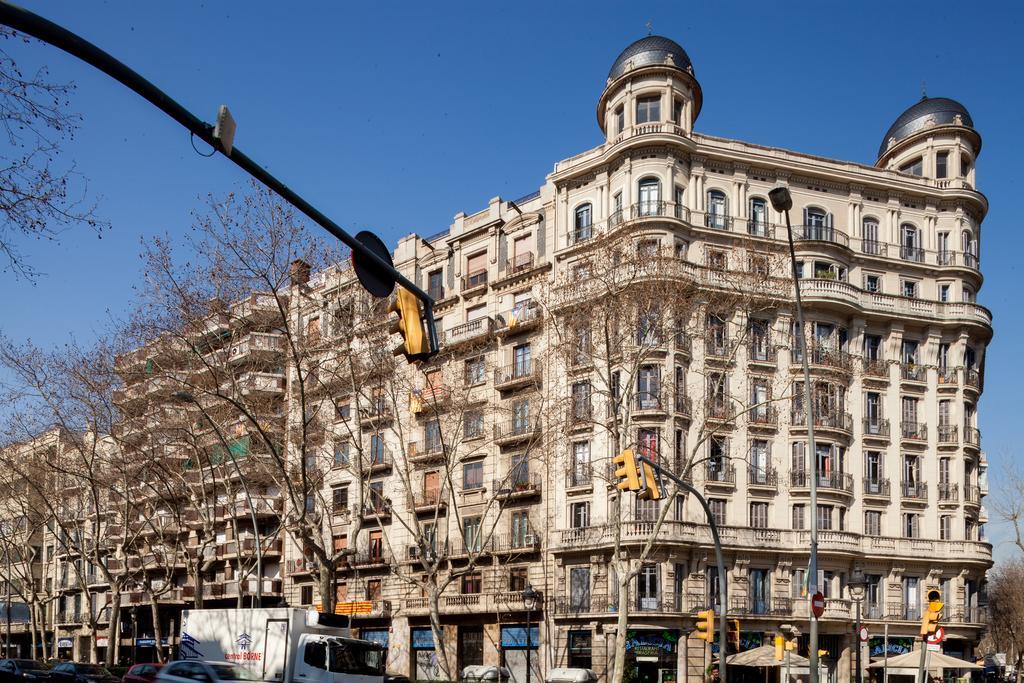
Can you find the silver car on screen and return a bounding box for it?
[156,662,256,683]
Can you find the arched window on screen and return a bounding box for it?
[637,178,661,217]
[802,207,832,241]
[748,197,768,236]
[706,190,728,229]
[961,156,972,178]
[862,217,881,255]
[614,105,625,135]
[573,203,592,243]
[900,223,923,262]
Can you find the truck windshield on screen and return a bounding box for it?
[327,639,386,676]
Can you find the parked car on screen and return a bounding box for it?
[0,659,51,683]
[48,663,117,683]
[121,665,163,683]
[156,662,255,683]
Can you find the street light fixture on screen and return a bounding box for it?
[522,585,539,683]
[173,391,263,606]
[849,568,868,683]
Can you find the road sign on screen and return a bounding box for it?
[859,627,869,642]
[926,627,945,644]
[810,592,825,619]
[351,230,396,297]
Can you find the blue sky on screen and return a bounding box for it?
[3,1,1023,560]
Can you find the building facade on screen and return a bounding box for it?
[2,35,991,683]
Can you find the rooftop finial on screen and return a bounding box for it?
[921,80,927,100]
[646,20,653,35]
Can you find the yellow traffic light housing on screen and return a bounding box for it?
[786,639,797,652]
[638,460,662,500]
[920,588,944,635]
[774,635,784,661]
[613,449,641,492]
[389,286,429,362]
[727,619,741,651]
[694,609,715,644]
[817,649,829,658]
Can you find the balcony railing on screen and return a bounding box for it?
[863,359,888,379]
[705,464,736,485]
[705,398,731,420]
[965,485,982,504]
[965,369,981,388]
[408,439,444,461]
[634,391,666,412]
[748,341,776,363]
[445,317,494,346]
[900,245,926,263]
[748,467,777,487]
[791,409,853,434]
[938,483,959,502]
[566,466,592,489]
[863,418,890,438]
[863,477,890,497]
[492,473,542,497]
[794,342,852,371]
[937,367,958,385]
[901,364,926,382]
[937,425,959,444]
[508,252,535,275]
[704,212,732,231]
[861,240,887,256]
[749,406,778,427]
[498,300,543,330]
[790,470,854,493]
[494,360,538,387]
[464,268,489,290]
[705,336,733,358]
[795,225,850,248]
[965,427,981,447]
[901,481,928,500]
[493,417,540,443]
[901,422,927,441]
[632,200,666,219]
[747,220,774,238]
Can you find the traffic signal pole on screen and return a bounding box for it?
[0,1,439,358]
[637,455,728,683]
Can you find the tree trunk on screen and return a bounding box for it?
[105,592,121,667]
[427,588,453,681]
[37,604,48,661]
[150,596,165,664]
[193,564,204,609]
[318,563,336,614]
[610,570,631,683]
[1015,655,1022,683]
[29,600,37,660]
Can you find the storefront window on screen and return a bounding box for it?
[458,626,483,671]
[568,630,592,670]
[625,630,678,683]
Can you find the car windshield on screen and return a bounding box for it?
[209,664,257,681]
[16,661,43,670]
[327,640,386,676]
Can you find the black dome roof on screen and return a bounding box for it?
[608,35,694,81]
[878,97,974,158]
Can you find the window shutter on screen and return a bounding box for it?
[498,233,508,272]
[447,252,456,289]
[536,217,546,259]
[826,212,833,229]
[802,207,809,226]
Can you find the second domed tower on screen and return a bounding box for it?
[597,36,703,144]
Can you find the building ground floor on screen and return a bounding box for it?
[354,614,983,683]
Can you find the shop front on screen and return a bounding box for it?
[623,629,679,683]
[411,627,442,681]
[501,625,541,683]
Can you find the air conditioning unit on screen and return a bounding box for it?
[524,534,538,547]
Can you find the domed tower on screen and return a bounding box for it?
[876,96,981,187]
[597,35,703,143]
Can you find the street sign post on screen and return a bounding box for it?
[811,592,825,619]
[859,627,869,643]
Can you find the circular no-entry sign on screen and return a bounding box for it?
[811,591,825,618]
[859,627,869,642]
[927,627,946,644]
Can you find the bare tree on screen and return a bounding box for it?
[0,28,105,279]
[985,560,1024,683]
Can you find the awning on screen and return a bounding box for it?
[727,645,810,668]
[867,649,981,672]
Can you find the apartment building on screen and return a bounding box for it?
[2,34,991,683]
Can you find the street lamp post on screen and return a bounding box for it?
[522,585,539,683]
[769,187,821,683]
[849,569,868,683]
[173,392,263,606]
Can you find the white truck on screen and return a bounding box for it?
[179,608,386,683]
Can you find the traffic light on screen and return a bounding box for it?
[613,449,641,492]
[727,619,741,651]
[786,639,797,652]
[920,588,944,636]
[389,287,428,362]
[817,649,829,658]
[638,460,663,500]
[774,635,784,661]
[694,609,715,644]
